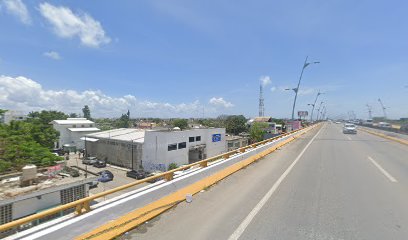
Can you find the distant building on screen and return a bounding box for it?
[136,122,157,129]
[85,127,226,172]
[50,118,100,149]
[226,135,249,151]
[1,110,27,124]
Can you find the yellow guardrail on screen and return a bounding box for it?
[0,126,310,234]
[360,127,408,146]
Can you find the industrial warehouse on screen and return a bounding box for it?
[84,127,226,172]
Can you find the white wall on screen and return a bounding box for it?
[13,191,60,219]
[142,128,226,172]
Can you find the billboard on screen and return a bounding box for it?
[298,111,308,117]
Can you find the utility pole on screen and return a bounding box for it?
[378,98,387,119]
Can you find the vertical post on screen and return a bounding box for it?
[291,56,308,120]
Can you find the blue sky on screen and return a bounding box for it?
[0,0,407,119]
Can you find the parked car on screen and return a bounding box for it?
[82,157,98,165]
[98,170,114,182]
[88,180,99,189]
[343,123,357,134]
[93,160,106,168]
[126,170,147,180]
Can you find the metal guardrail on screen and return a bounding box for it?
[0,127,306,234]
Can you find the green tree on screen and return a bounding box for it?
[28,110,68,125]
[116,110,131,128]
[225,115,247,135]
[0,123,62,173]
[69,113,78,118]
[249,122,269,143]
[172,119,188,130]
[82,105,91,120]
[26,110,67,148]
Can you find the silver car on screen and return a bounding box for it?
[343,123,357,134]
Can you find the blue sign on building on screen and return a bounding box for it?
[212,134,221,142]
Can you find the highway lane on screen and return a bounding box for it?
[129,123,408,240]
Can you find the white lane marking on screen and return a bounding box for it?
[347,136,352,140]
[368,156,398,183]
[227,126,324,240]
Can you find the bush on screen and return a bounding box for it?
[0,160,12,173]
[168,163,178,171]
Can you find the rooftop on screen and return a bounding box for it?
[86,128,146,142]
[50,118,95,125]
[68,127,100,132]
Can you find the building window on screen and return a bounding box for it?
[178,142,186,149]
[168,144,177,151]
[90,124,93,127]
[0,204,12,225]
[189,137,195,142]
[81,125,85,127]
[228,142,233,148]
[60,185,86,204]
[72,125,76,128]
[234,142,240,148]
[195,136,201,141]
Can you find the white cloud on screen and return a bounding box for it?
[270,86,277,92]
[260,75,271,86]
[43,51,61,60]
[3,0,31,25]
[209,97,234,108]
[0,75,204,117]
[39,2,111,48]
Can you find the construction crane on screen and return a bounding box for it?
[378,98,387,119]
[366,104,373,119]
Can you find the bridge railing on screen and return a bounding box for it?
[0,126,306,234]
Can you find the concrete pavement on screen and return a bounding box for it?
[128,123,408,240]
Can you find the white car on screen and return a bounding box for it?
[343,123,357,134]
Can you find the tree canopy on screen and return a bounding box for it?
[0,122,62,173]
[225,115,247,135]
[82,105,92,120]
[172,119,188,130]
[249,122,269,143]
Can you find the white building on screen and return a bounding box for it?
[85,127,226,172]
[50,118,100,149]
[0,110,27,124]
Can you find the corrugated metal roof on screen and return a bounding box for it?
[68,127,100,132]
[86,128,145,142]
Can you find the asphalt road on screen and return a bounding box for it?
[127,123,408,240]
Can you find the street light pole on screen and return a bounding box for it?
[289,56,320,120]
[310,91,324,122]
[316,101,324,121]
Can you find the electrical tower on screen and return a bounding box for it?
[378,98,387,119]
[259,84,264,117]
[366,104,372,119]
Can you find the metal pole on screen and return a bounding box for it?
[291,56,308,120]
[310,91,322,122]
